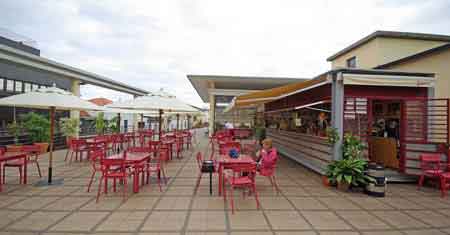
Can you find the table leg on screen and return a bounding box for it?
[209,172,212,195]
[23,156,27,185]
[218,164,223,196]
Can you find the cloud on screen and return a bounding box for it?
[1,0,449,107]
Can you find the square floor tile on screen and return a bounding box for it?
[318,197,361,210]
[378,198,425,210]
[165,186,195,196]
[259,197,293,210]
[281,187,310,196]
[191,197,225,210]
[347,197,393,210]
[155,196,191,210]
[187,211,226,230]
[301,211,352,230]
[372,211,429,229]
[119,197,159,210]
[361,231,403,235]
[402,229,446,235]
[405,210,450,227]
[80,197,123,211]
[228,211,269,230]
[7,211,69,231]
[96,211,148,231]
[265,210,311,230]
[7,196,61,210]
[141,211,187,231]
[43,197,92,211]
[303,186,338,196]
[0,210,29,229]
[275,232,316,235]
[289,197,327,210]
[336,210,391,230]
[0,196,26,209]
[49,212,109,232]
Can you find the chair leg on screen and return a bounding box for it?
[2,165,5,184]
[441,177,446,197]
[87,170,96,192]
[418,175,425,190]
[253,184,260,210]
[157,172,162,192]
[194,173,202,195]
[113,178,117,192]
[123,177,127,202]
[230,186,235,214]
[35,161,42,178]
[96,176,103,203]
[64,149,70,161]
[19,167,22,184]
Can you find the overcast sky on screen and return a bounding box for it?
[1,0,449,107]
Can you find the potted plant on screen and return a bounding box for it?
[325,133,372,191]
[6,121,23,152]
[22,112,50,153]
[108,116,120,133]
[95,112,106,135]
[59,117,80,146]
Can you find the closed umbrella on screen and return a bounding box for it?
[0,84,103,185]
[108,90,198,138]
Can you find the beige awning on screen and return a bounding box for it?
[342,73,435,87]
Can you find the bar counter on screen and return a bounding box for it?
[266,129,332,174]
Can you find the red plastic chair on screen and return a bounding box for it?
[96,155,129,202]
[3,145,42,184]
[418,153,443,190]
[257,149,280,195]
[129,147,163,192]
[86,148,105,192]
[66,139,89,163]
[175,136,184,159]
[223,162,259,214]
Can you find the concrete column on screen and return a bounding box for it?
[209,94,216,136]
[331,72,344,161]
[70,80,80,138]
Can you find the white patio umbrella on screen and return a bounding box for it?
[0,84,103,185]
[108,89,198,138]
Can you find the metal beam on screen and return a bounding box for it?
[0,45,148,96]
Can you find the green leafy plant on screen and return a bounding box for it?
[343,133,365,159]
[21,112,50,143]
[7,121,23,144]
[95,112,106,135]
[326,157,372,186]
[108,116,120,133]
[326,127,339,144]
[59,117,80,138]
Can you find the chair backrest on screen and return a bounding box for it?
[230,162,257,179]
[71,139,87,149]
[21,145,41,153]
[196,152,203,170]
[420,153,442,171]
[127,146,149,153]
[148,140,161,152]
[101,157,126,174]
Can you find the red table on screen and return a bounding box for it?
[217,154,255,196]
[0,152,28,192]
[107,152,151,193]
[161,139,175,160]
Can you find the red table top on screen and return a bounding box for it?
[107,152,150,163]
[218,154,255,164]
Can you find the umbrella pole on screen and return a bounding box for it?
[48,106,55,184]
[176,114,180,131]
[117,113,121,133]
[158,109,163,140]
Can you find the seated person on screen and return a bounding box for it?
[256,138,278,172]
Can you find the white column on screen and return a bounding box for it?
[209,94,216,136]
[70,80,80,138]
[331,72,344,161]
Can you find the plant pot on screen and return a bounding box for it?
[322,176,330,187]
[6,144,22,152]
[337,182,350,191]
[34,142,49,154]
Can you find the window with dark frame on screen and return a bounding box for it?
[346,56,357,68]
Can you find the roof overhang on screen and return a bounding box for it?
[0,45,148,96]
[187,74,305,103]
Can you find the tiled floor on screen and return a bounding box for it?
[1,129,450,234]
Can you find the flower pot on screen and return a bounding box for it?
[34,142,49,154]
[322,176,330,187]
[6,144,22,152]
[337,182,350,191]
